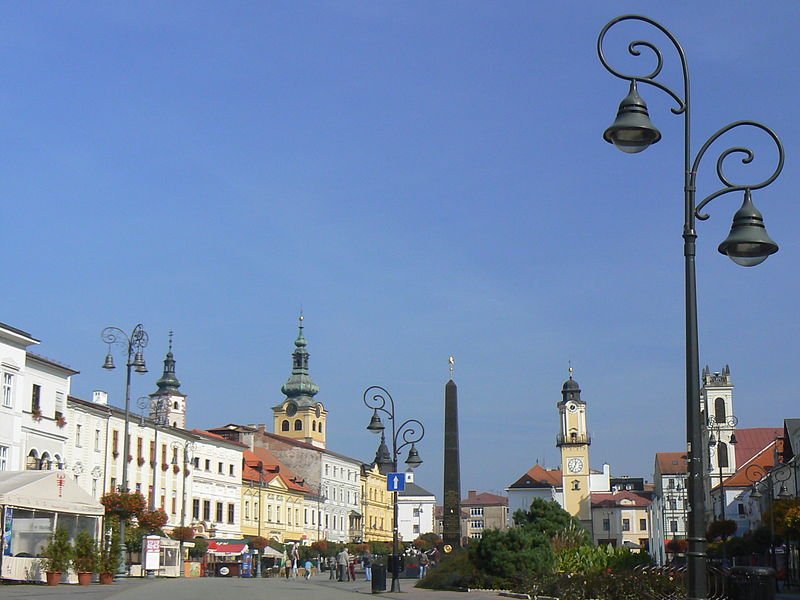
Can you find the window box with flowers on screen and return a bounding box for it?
[31,407,43,422]
[161,463,169,471]
[127,455,133,463]
[172,464,180,475]
[184,467,191,476]
[56,415,67,428]
[137,457,145,467]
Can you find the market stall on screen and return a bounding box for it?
[0,471,104,583]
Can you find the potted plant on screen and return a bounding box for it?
[40,527,73,586]
[73,529,96,585]
[97,530,121,584]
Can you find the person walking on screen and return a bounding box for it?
[362,551,373,582]
[304,559,313,580]
[291,543,300,578]
[336,548,350,582]
[348,555,356,582]
[418,551,429,578]
[328,554,336,580]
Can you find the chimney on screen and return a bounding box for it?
[468,490,477,500]
[93,390,108,405]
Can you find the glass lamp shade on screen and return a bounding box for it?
[718,190,778,267]
[603,81,662,154]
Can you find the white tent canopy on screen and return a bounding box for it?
[0,471,104,515]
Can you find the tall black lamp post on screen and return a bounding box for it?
[707,415,737,566]
[102,324,149,576]
[364,385,424,593]
[599,15,784,600]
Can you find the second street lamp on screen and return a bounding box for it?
[363,385,424,593]
[598,15,784,600]
[101,323,149,576]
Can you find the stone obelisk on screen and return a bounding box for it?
[442,356,462,549]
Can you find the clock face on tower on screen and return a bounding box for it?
[567,457,584,473]
[286,402,297,417]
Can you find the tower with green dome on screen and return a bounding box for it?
[273,315,327,448]
[149,331,187,429]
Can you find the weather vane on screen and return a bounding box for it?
[448,355,455,379]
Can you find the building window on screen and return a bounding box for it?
[572,480,580,491]
[75,424,82,447]
[205,459,210,471]
[216,502,223,522]
[55,391,65,419]
[470,507,483,517]
[640,518,647,530]
[228,503,235,524]
[602,518,610,531]
[668,478,674,489]
[622,519,630,531]
[95,429,101,452]
[2,372,14,408]
[172,493,177,514]
[471,520,484,529]
[294,419,302,431]
[112,430,119,455]
[31,384,41,413]
[413,508,421,517]
[229,464,234,476]
[738,503,745,515]
[218,462,223,474]
[718,442,729,468]
[282,420,290,431]
[413,524,420,534]
[193,499,200,520]
[203,500,211,521]
[714,397,726,423]
[304,508,308,524]
[669,499,677,510]
[670,520,678,533]
[245,501,250,520]
[0,445,7,470]
[137,437,143,460]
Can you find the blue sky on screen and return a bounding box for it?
[4,2,799,499]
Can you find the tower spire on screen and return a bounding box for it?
[155,330,181,393]
[279,313,319,404]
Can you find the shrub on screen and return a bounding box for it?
[41,527,73,574]
[73,529,97,573]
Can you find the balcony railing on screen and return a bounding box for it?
[556,433,592,446]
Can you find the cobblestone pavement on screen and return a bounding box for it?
[0,575,504,600]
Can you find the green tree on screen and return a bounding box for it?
[513,498,588,539]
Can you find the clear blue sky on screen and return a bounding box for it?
[5,2,799,499]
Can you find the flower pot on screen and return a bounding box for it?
[45,571,61,586]
[78,572,93,586]
[99,572,114,584]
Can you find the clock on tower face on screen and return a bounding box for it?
[286,402,298,417]
[567,457,584,473]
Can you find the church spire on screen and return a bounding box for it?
[155,331,181,393]
[279,314,320,404]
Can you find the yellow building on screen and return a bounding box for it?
[241,447,310,543]
[361,463,392,543]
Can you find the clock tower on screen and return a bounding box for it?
[557,368,591,525]
[272,315,328,448]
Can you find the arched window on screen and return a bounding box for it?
[294,419,302,431]
[281,420,290,432]
[714,397,726,423]
[40,452,52,470]
[718,442,729,468]
[174,401,179,410]
[312,421,316,432]
[26,449,39,470]
[318,423,323,434]
[572,480,580,491]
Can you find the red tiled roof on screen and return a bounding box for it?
[655,452,688,475]
[243,447,310,493]
[462,491,507,506]
[591,490,652,508]
[508,464,562,489]
[733,428,783,468]
[192,429,248,448]
[725,441,779,488]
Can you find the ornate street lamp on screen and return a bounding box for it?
[598,15,784,599]
[364,385,424,593]
[746,461,792,572]
[101,324,149,576]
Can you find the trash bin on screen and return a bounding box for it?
[728,566,775,600]
[371,563,386,593]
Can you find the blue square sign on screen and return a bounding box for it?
[387,472,406,492]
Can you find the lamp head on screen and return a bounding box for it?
[779,483,792,499]
[729,433,738,446]
[133,351,148,373]
[367,409,384,434]
[603,80,661,154]
[102,352,115,370]
[750,483,762,499]
[405,443,422,469]
[718,189,778,267]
